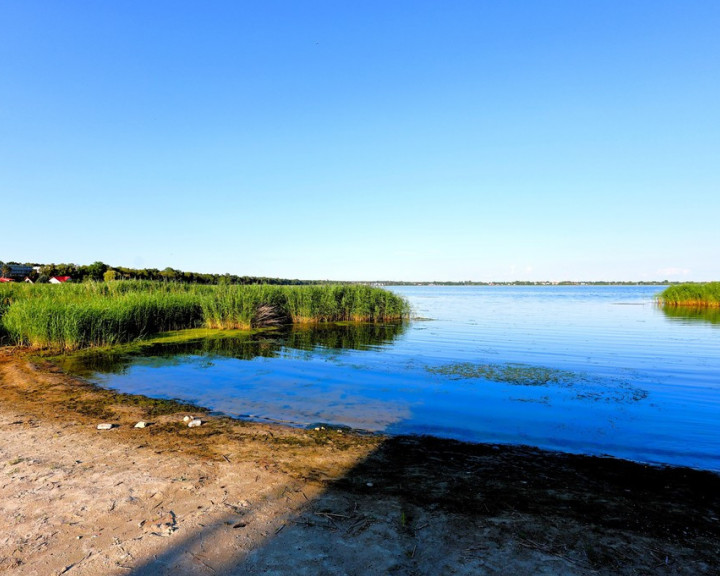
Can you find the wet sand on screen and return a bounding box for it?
[1,349,719,575]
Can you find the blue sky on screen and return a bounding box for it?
[2,1,718,281]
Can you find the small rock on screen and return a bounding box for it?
[183,415,193,422]
[134,421,147,428]
[96,423,114,430]
[145,512,178,537]
[188,419,202,428]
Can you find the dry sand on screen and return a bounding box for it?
[1,349,719,575]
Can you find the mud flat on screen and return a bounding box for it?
[1,349,719,575]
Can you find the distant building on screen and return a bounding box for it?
[4,265,33,279]
[50,276,72,284]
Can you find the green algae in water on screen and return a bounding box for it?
[427,362,577,387]
[52,322,408,378]
[426,361,649,404]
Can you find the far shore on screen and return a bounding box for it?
[2,348,720,575]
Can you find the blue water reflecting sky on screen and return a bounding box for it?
[75,286,720,471]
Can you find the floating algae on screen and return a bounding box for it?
[426,362,577,387]
[426,361,649,404]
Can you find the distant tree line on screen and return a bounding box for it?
[371,280,679,286]
[0,259,684,286]
[0,260,313,285]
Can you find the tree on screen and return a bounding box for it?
[160,267,178,281]
[40,264,57,278]
[1,263,10,278]
[104,269,118,282]
[86,261,108,282]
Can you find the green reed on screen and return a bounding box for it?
[0,281,409,349]
[657,282,720,308]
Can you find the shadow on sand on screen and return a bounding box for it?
[127,436,720,576]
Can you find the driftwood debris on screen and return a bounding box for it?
[251,304,290,328]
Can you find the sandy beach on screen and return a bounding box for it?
[1,349,719,575]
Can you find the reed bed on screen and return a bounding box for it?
[0,282,409,349]
[657,282,720,308]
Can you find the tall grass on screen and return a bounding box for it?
[0,281,410,349]
[657,282,720,308]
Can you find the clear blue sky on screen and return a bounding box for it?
[2,1,718,281]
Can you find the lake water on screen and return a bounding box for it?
[63,286,720,471]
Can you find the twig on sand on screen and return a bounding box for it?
[58,552,93,575]
[314,512,339,529]
[516,537,596,572]
[319,512,351,519]
[190,552,216,572]
[348,522,369,536]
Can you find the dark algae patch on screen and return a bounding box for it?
[427,362,577,386]
[63,391,204,420]
[427,361,649,404]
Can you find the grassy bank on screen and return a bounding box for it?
[657,282,720,308]
[0,282,410,349]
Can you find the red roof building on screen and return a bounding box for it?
[50,276,72,284]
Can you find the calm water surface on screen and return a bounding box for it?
[64,286,720,471]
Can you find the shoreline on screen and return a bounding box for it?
[2,348,720,574]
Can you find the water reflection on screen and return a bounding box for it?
[53,286,720,471]
[659,305,720,326]
[59,322,407,376]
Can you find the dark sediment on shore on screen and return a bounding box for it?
[2,348,719,575]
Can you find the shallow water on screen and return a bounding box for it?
[62,286,720,471]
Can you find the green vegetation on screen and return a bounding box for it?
[660,305,720,325]
[427,362,577,386]
[657,282,720,308]
[0,259,327,285]
[426,361,648,403]
[54,323,408,377]
[64,389,205,420]
[0,258,683,286]
[0,281,409,350]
